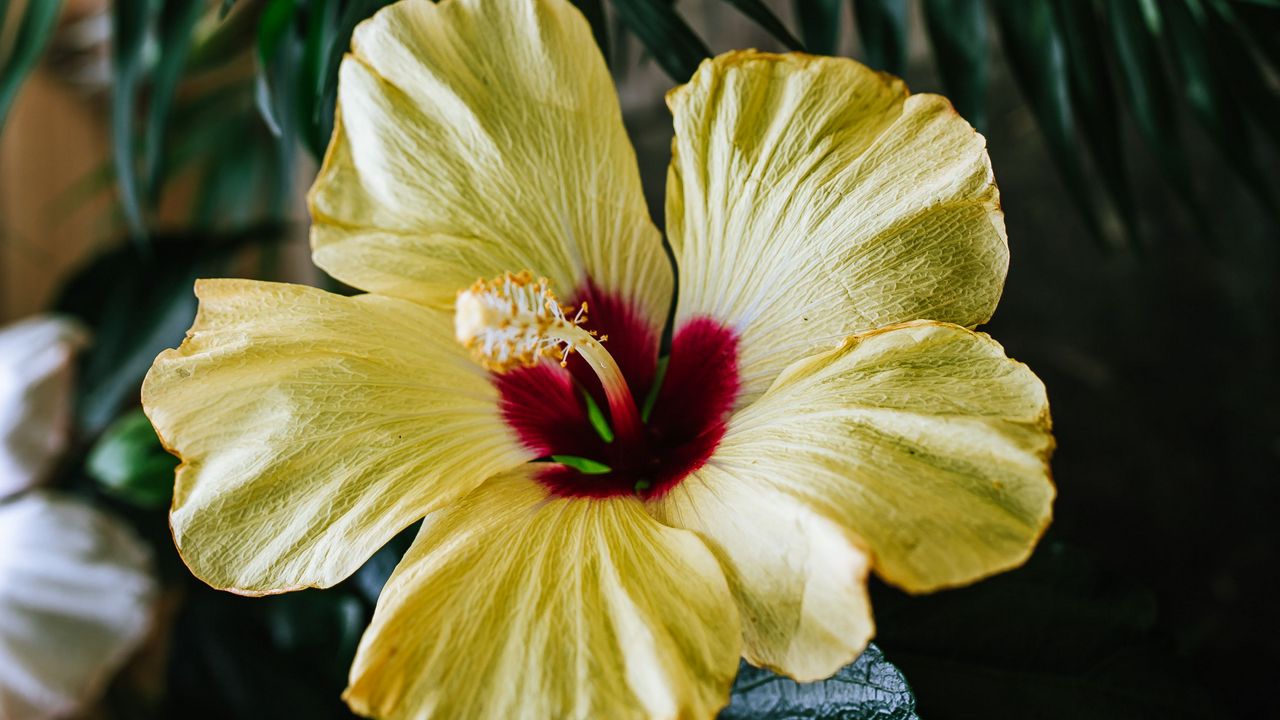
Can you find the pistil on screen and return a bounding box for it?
[454,271,644,444]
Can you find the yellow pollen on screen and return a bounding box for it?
[454,271,592,373]
[454,271,645,441]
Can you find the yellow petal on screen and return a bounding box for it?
[652,476,873,682]
[309,0,672,331]
[711,320,1054,593]
[345,471,741,720]
[667,51,1008,404]
[142,279,530,595]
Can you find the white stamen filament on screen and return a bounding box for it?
[454,271,642,441]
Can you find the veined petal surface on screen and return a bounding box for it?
[707,321,1054,594]
[143,280,530,594]
[652,477,874,682]
[0,492,156,720]
[667,52,1008,404]
[345,471,741,720]
[309,0,672,331]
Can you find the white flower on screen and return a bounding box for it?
[0,491,157,720]
[0,316,88,499]
[0,315,158,719]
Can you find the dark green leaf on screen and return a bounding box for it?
[87,408,177,509]
[1205,0,1280,152]
[571,0,611,65]
[1052,0,1137,247]
[920,0,988,130]
[1163,0,1277,215]
[53,226,284,433]
[853,0,908,75]
[219,0,239,18]
[255,0,302,225]
[794,0,841,56]
[300,0,340,156]
[312,0,396,157]
[993,0,1108,247]
[1106,0,1211,239]
[719,644,919,720]
[145,0,204,205]
[0,0,64,131]
[111,0,152,245]
[611,0,711,82]
[722,0,804,51]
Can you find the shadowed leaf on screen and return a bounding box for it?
[612,0,711,82]
[111,0,152,245]
[1052,0,1137,247]
[1106,0,1212,239]
[854,0,908,75]
[145,0,204,205]
[0,0,64,130]
[921,0,987,130]
[722,0,804,51]
[794,0,841,56]
[993,0,1109,248]
[1163,0,1277,215]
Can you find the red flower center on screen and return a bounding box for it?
[495,284,739,500]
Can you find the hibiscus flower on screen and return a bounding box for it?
[142,0,1055,718]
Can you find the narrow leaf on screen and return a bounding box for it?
[853,0,908,75]
[1106,0,1212,241]
[0,0,65,131]
[145,0,204,205]
[1052,0,1137,247]
[920,0,987,130]
[993,0,1109,247]
[571,0,611,64]
[794,0,841,56]
[1163,0,1276,214]
[721,0,804,51]
[1205,0,1280,152]
[719,644,919,720]
[219,0,238,18]
[300,0,339,156]
[111,0,152,245]
[313,0,396,154]
[611,0,711,82]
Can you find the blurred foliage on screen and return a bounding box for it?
[88,408,177,508]
[2,0,1278,717]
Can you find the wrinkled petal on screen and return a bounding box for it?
[0,316,87,498]
[309,0,672,333]
[0,491,156,720]
[345,471,741,720]
[667,51,1008,404]
[142,279,530,594]
[705,321,1054,593]
[652,478,873,681]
